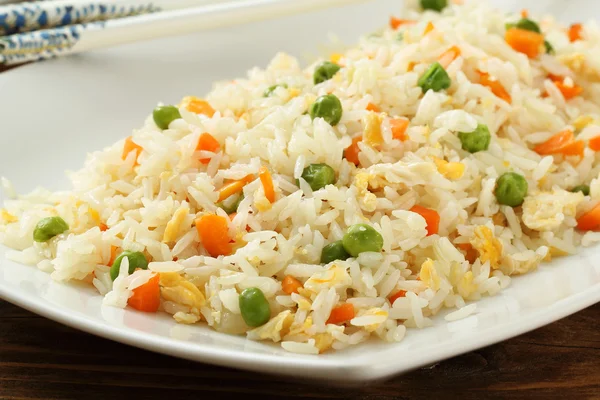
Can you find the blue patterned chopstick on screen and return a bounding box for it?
[0,1,161,35]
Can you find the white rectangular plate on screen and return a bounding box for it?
[1,0,599,382]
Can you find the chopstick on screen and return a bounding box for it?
[0,0,216,35]
[0,0,372,66]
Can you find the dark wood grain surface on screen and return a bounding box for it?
[1,300,599,400]
[1,63,599,400]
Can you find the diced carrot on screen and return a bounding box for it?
[390,17,415,30]
[326,303,355,325]
[196,132,220,164]
[478,71,512,104]
[534,129,584,157]
[128,273,161,313]
[122,136,143,162]
[438,45,461,69]
[195,214,232,257]
[569,23,583,42]
[390,118,409,141]
[186,98,215,117]
[552,78,584,100]
[577,202,600,231]
[99,223,108,232]
[521,9,529,18]
[388,290,407,306]
[366,102,380,112]
[108,246,118,266]
[282,275,303,295]
[590,136,600,151]
[457,243,478,264]
[258,166,275,203]
[424,22,435,35]
[218,176,252,202]
[344,136,362,166]
[505,28,544,58]
[410,205,440,236]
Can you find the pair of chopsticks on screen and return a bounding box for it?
[0,0,371,65]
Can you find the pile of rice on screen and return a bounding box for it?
[3,0,600,355]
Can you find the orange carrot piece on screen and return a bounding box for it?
[552,79,584,100]
[478,71,512,104]
[388,290,407,306]
[534,130,584,157]
[196,132,220,164]
[108,245,118,266]
[258,166,275,203]
[457,243,479,264]
[326,303,355,325]
[187,99,215,117]
[195,214,232,257]
[366,102,380,112]
[569,23,583,42]
[128,273,161,312]
[590,136,600,151]
[521,9,529,18]
[410,205,440,236]
[505,28,544,58]
[577,203,600,230]
[282,275,303,295]
[424,22,435,35]
[390,17,415,30]
[438,45,461,69]
[217,176,252,202]
[122,136,143,162]
[99,223,108,232]
[344,136,363,166]
[390,118,409,141]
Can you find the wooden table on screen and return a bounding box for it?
[1,300,598,399]
[1,67,599,400]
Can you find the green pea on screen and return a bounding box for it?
[298,163,336,191]
[513,18,541,33]
[420,0,447,12]
[313,61,341,85]
[571,185,590,196]
[342,224,384,257]
[321,241,351,264]
[418,62,451,93]
[239,287,271,327]
[263,83,288,97]
[458,123,491,153]
[217,193,244,214]
[494,172,528,207]
[545,40,555,55]
[110,251,148,281]
[309,94,343,126]
[33,216,69,242]
[153,105,181,130]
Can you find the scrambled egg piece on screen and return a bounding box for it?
[160,272,206,312]
[313,333,334,353]
[432,157,465,180]
[470,226,502,269]
[500,252,543,276]
[522,190,584,232]
[304,265,352,293]
[353,172,377,212]
[559,53,600,81]
[247,310,294,342]
[0,209,18,223]
[363,112,384,147]
[163,205,189,243]
[330,53,343,64]
[457,271,477,299]
[543,246,569,262]
[287,315,313,338]
[419,259,441,291]
[174,312,201,324]
[573,115,594,132]
[354,308,389,333]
